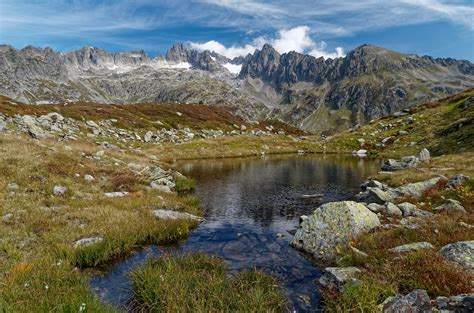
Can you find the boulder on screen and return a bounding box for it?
[85,120,99,128]
[318,267,361,290]
[433,199,466,214]
[381,156,418,171]
[389,242,434,253]
[84,175,95,182]
[360,180,385,190]
[153,209,203,222]
[435,294,474,312]
[382,289,431,312]
[144,131,153,142]
[291,201,381,261]
[439,241,474,272]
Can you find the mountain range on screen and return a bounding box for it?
[1,42,473,134]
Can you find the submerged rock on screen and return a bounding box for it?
[291,201,380,261]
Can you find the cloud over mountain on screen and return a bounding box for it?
[190,26,345,59]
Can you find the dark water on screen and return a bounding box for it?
[90,154,381,312]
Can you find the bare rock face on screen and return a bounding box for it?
[291,201,380,261]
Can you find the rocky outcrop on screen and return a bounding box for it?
[291,201,380,261]
[381,149,430,172]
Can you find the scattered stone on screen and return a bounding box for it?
[399,217,423,229]
[439,241,474,272]
[291,201,380,261]
[84,175,95,182]
[85,120,99,128]
[276,233,285,238]
[416,148,430,162]
[459,221,474,229]
[319,267,361,290]
[144,131,153,143]
[355,149,367,156]
[389,242,434,253]
[433,199,466,214]
[382,289,431,312]
[350,246,368,258]
[7,182,19,191]
[150,182,173,193]
[53,185,67,196]
[153,209,203,222]
[360,180,385,190]
[73,237,104,248]
[2,213,13,223]
[446,174,470,189]
[104,191,128,198]
[385,202,403,217]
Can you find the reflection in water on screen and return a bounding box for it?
[90,155,381,312]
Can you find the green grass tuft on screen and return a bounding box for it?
[130,253,287,312]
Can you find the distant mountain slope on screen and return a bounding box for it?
[1,43,473,134]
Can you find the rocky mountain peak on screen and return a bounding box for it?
[165,43,191,63]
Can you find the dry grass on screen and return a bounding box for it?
[0,133,201,311]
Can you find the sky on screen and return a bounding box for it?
[0,0,473,61]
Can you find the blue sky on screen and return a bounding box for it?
[0,0,473,60]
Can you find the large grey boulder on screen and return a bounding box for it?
[416,148,430,162]
[440,241,474,272]
[291,201,381,261]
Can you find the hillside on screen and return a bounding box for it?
[325,88,474,157]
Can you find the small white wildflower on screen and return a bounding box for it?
[78,303,86,312]
[57,261,62,266]
[44,284,49,290]
[160,275,164,281]
[24,283,30,288]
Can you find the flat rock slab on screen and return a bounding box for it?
[389,242,434,253]
[153,209,203,222]
[319,267,361,290]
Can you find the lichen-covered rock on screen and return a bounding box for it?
[389,242,434,253]
[416,148,430,162]
[385,202,403,217]
[291,201,380,261]
[440,241,474,272]
[435,294,474,312]
[73,236,103,248]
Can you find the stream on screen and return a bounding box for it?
[90,154,381,312]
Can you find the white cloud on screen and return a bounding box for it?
[223,63,242,74]
[190,26,345,60]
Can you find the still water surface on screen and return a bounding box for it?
[91,154,381,312]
